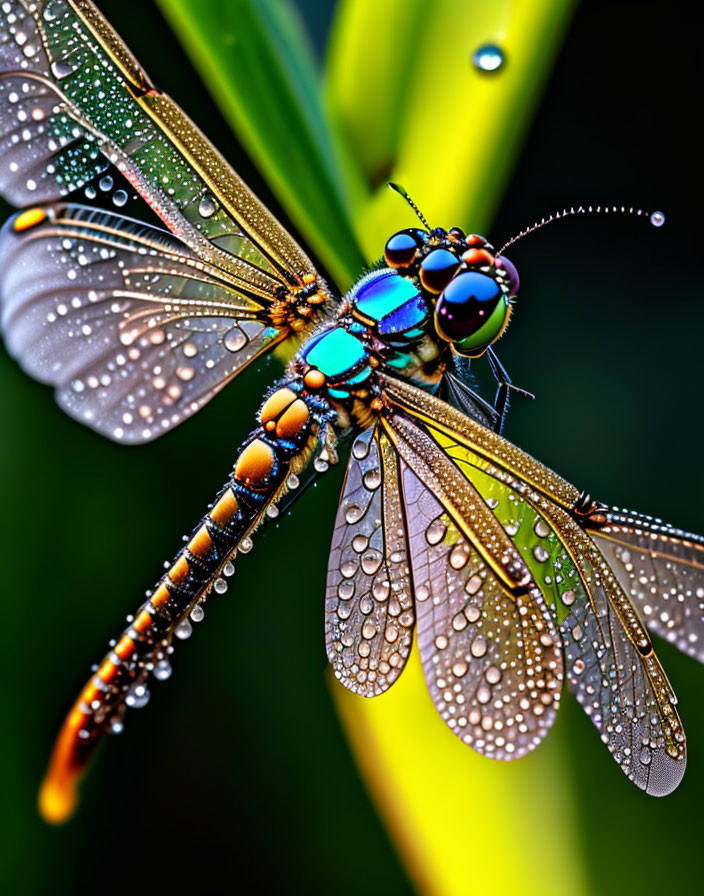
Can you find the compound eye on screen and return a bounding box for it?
[384,230,424,268]
[419,248,461,293]
[496,254,520,295]
[435,271,504,343]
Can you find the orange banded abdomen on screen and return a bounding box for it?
[40,382,328,823]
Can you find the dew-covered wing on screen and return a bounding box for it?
[383,410,563,760]
[326,427,414,696]
[0,203,285,442]
[381,373,687,794]
[586,508,704,663]
[0,0,320,287]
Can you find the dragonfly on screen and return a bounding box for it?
[2,0,703,824]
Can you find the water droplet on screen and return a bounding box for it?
[450,543,469,570]
[345,504,363,524]
[534,519,550,538]
[190,604,205,622]
[471,635,488,657]
[639,746,652,765]
[154,660,172,680]
[533,545,549,562]
[113,189,128,207]
[51,60,76,79]
[239,537,253,553]
[373,580,390,601]
[361,550,382,575]
[199,193,218,218]
[485,665,502,684]
[84,185,97,199]
[223,561,235,577]
[338,580,355,600]
[650,211,665,228]
[352,534,368,553]
[472,43,505,73]
[466,575,482,596]
[426,518,447,545]
[213,577,228,594]
[125,683,150,708]
[224,328,247,352]
[314,457,329,473]
[99,175,113,192]
[363,468,381,490]
[175,620,192,640]
[352,437,370,459]
[561,589,577,606]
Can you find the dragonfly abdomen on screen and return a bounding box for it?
[39,381,332,823]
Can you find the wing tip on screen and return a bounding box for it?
[644,749,687,797]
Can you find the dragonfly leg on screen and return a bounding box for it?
[485,347,535,433]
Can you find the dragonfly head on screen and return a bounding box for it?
[383,226,518,358]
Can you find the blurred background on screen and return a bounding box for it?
[0,1,701,893]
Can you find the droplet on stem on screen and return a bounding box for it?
[472,43,505,73]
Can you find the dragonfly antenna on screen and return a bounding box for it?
[497,205,665,255]
[388,182,431,230]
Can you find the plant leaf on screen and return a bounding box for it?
[327,0,578,258]
[327,2,587,894]
[158,0,366,287]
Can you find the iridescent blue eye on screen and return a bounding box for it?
[419,248,460,293]
[435,271,503,342]
[384,229,425,268]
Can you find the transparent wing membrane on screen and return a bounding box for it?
[588,509,704,663]
[0,0,319,283]
[0,204,285,441]
[399,458,563,760]
[326,427,414,696]
[379,373,689,793]
[1,0,332,442]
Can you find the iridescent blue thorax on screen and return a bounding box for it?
[294,269,438,404]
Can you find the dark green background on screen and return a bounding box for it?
[1,2,701,893]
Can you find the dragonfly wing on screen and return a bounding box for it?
[382,410,564,760]
[326,427,414,696]
[1,1,333,439]
[0,0,320,284]
[381,373,687,793]
[0,204,286,442]
[586,509,704,662]
[543,502,687,795]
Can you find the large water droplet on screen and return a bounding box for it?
[175,620,192,640]
[126,683,150,708]
[113,189,128,207]
[199,192,217,218]
[190,604,205,622]
[154,660,172,680]
[650,210,665,227]
[51,59,77,79]
[224,328,247,352]
[473,43,505,73]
